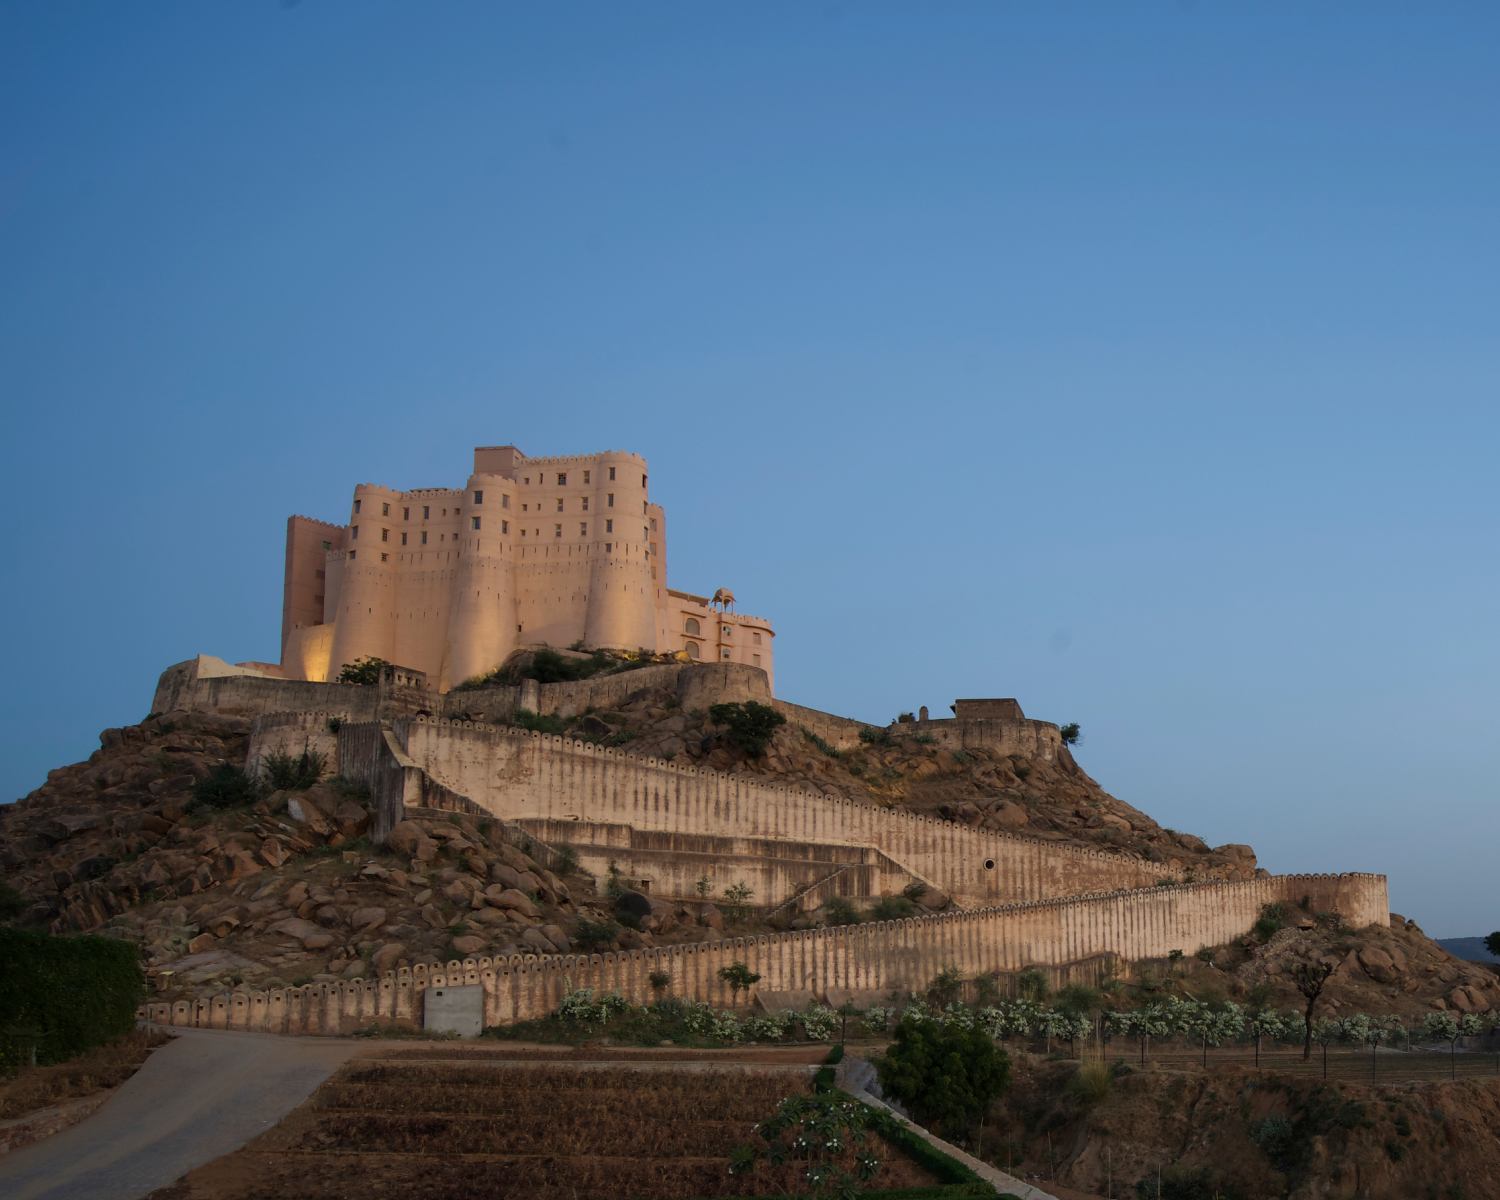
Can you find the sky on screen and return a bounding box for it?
[2,2,1497,937]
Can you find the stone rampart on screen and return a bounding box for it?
[139,872,1388,1034]
[246,711,349,778]
[382,717,1184,909]
[151,659,436,724]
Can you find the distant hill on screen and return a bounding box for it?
[1437,937,1500,963]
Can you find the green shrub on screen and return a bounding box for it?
[263,749,327,792]
[191,764,264,810]
[823,896,862,927]
[337,657,389,685]
[0,929,143,1071]
[1255,900,1288,941]
[799,726,842,758]
[553,843,580,875]
[875,1017,1012,1133]
[859,725,897,748]
[950,750,970,766]
[1068,1055,1113,1104]
[512,708,567,736]
[1059,722,1081,746]
[574,917,621,950]
[327,775,371,801]
[913,732,937,745]
[0,881,27,921]
[326,716,343,733]
[869,895,917,921]
[707,701,787,756]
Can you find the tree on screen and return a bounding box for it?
[1287,959,1334,1061]
[1422,1011,1485,1080]
[1059,723,1081,746]
[1485,931,1500,958]
[729,1093,884,1195]
[875,1017,1012,1134]
[1309,1016,1342,1077]
[722,881,755,920]
[718,961,761,1005]
[1247,1008,1286,1069]
[337,656,390,685]
[707,701,787,756]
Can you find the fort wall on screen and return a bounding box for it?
[245,711,347,779]
[138,871,1388,1035]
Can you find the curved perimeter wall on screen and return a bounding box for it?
[141,873,1388,1034]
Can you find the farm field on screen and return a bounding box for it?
[1101,1044,1500,1085]
[143,1052,941,1200]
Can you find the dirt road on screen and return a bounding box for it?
[0,1027,363,1200]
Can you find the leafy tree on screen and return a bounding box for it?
[1016,968,1049,1003]
[722,880,755,919]
[1308,1015,1343,1076]
[572,916,620,950]
[1485,931,1500,958]
[868,895,916,921]
[1423,1010,1485,1079]
[1247,1008,1286,1068]
[191,764,264,810]
[262,749,326,792]
[822,896,861,927]
[337,656,390,685]
[718,961,761,1004]
[1059,723,1081,746]
[729,1093,884,1195]
[928,964,965,1005]
[648,970,671,994]
[875,1016,1012,1133]
[708,701,787,756]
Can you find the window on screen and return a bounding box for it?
[582,496,589,511]
[609,467,616,481]
[403,507,409,520]
[321,541,331,551]
[607,493,615,507]
[521,529,526,537]
[381,552,388,562]
[650,517,657,531]
[580,522,587,536]
[753,632,761,645]
[381,528,389,542]
[642,474,647,488]
[650,542,657,556]
[753,654,761,666]
[685,618,700,636]
[472,516,481,530]
[684,640,700,659]
[400,532,408,545]
[554,524,562,537]
[583,470,590,484]
[557,473,566,485]
[474,491,483,505]
[423,506,430,519]
[353,500,361,514]
[605,542,612,552]
[421,531,428,545]
[502,494,510,508]
[351,526,359,539]
[381,502,389,516]
[315,594,324,606]
[348,550,356,559]
[556,497,563,512]
[605,519,613,533]
[721,648,731,661]
[722,624,731,637]
[644,526,649,538]
[643,501,648,514]
[522,503,528,511]
[501,520,508,534]
[315,569,325,579]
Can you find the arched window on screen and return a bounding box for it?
[685,618,700,636]
[684,641,700,659]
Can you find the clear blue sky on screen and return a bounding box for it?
[2,3,1496,937]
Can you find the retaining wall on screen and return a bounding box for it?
[140,872,1388,1034]
[246,712,348,779]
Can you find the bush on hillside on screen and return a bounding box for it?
[262,749,326,792]
[191,764,264,811]
[707,701,786,756]
[0,929,143,1072]
[337,657,389,686]
[874,1016,1012,1133]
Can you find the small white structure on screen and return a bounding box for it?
[423,983,484,1038]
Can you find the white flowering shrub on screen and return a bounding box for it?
[801,1003,839,1041]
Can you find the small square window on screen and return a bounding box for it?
[650,517,657,531]
[315,569,325,579]
[606,519,613,533]
[721,648,731,661]
[381,528,389,542]
[580,522,587,536]
[501,520,508,534]
[522,503,528,512]
[556,497,564,512]
[353,500,361,514]
[403,507,409,520]
[753,654,761,666]
[582,496,589,511]
[381,552,388,562]
[583,470,590,484]
[321,541,331,551]
[502,494,510,508]
[472,516,481,530]
[650,542,657,556]
[351,526,359,539]
[522,529,527,537]
[348,549,356,559]
[382,502,390,516]
[400,532,408,545]
[423,506,430,519]
[607,493,615,507]
[609,467,616,481]
[557,473,566,485]
[474,490,483,505]
[722,624,731,636]
[421,531,428,545]
[554,524,562,537]
[753,632,762,645]
[315,594,324,605]
[605,542,612,552]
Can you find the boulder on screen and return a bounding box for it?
[442,879,475,904]
[206,909,243,938]
[385,821,427,855]
[490,863,525,890]
[187,932,215,954]
[286,794,334,837]
[372,943,405,974]
[615,890,653,918]
[350,906,387,930]
[268,917,325,942]
[1213,843,1258,867]
[315,905,343,927]
[539,924,571,953]
[696,903,723,930]
[451,935,486,955]
[1176,833,1209,853]
[420,903,446,929]
[486,889,540,918]
[472,907,510,926]
[520,926,558,954]
[1451,985,1490,1014]
[302,932,335,951]
[332,801,371,838]
[283,881,309,909]
[1359,947,1401,983]
[991,801,1029,830]
[915,888,950,911]
[260,838,289,869]
[495,844,537,875]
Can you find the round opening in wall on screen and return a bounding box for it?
[984,859,995,871]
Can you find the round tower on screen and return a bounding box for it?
[326,484,400,680]
[443,472,517,688]
[583,452,658,651]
